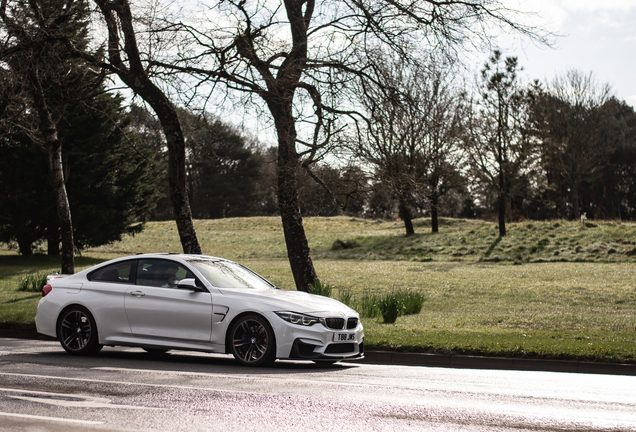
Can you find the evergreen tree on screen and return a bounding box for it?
[181,110,265,219]
[0,131,52,255]
[1,0,99,271]
[0,90,160,254]
[129,106,267,220]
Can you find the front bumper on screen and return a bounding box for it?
[268,310,364,360]
[288,338,364,360]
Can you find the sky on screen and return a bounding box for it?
[495,0,636,107]
[116,0,636,147]
[227,0,636,146]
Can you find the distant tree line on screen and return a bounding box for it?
[133,60,636,232]
[2,58,636,257]
[131,55,636,235]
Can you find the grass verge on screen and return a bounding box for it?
[1,217,635,363]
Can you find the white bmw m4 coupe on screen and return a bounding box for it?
[35,253,364,366]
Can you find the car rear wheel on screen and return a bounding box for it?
[229,314,275,366]
[57,306,103,355]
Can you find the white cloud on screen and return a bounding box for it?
[499,0,636,108]
[505,0,636,31]
[559,0,636,12]
[504,0,568,30]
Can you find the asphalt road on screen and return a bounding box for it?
[1,337,635,432]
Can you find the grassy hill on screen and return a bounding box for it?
[73,216,636,264]
[1,217,635,363]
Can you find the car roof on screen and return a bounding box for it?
[52,253,232,282]
[134,253,224,260]
[88,253,228,272]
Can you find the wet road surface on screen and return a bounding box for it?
[0,338,635,431]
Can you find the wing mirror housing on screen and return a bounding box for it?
[177,278,205,292]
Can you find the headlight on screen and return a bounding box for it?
[275,312,320,326]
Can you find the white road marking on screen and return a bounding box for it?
[0,371,270,395]
[92,366,374,388]
[0,387,155,410]
[0,366,374,401]
[0,411,104,424]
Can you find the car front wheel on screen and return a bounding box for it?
[229,314,275,366]
[57,306,103,355]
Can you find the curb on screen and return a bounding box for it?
[2,330,635,376]
[349,350,636,376]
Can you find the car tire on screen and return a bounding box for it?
[229,314,276,367]
[57,306,103,356]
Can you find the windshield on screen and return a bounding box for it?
[186,259,276,290]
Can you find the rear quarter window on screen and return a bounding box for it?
[89,261,135,283]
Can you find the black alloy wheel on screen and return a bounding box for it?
[230,315,276,366]
[57,306,103,355]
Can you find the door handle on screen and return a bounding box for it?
[130,290,145,297]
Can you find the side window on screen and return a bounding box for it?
[136,259,195,288]
[89,261,134,283]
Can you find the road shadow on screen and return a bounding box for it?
[1,342,358,376]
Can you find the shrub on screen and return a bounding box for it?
[337,286,354,307]
[378,292,401,324]
[330,239,360,250]
[398,289,426,315]
[356,289,380,318]
[17,271,49,293]
[377,289,426,324]
[347,287,426,322]
[308,280,334,297]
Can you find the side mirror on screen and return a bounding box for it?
[177,278,204,292]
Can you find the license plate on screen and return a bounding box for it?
[333,332,356,342]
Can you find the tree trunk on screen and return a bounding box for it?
[48,142,75,273]
[28,68,75,273]
[47,218,60,255]
[594,181,607,220]
[399,201,415,236]
[17,238,33,256]
[121,78,201,255]
[505,195,512,223]
[274,109,318,292]
[47,229,60,255]
[572,183,581,220]
[498,165,506,237]
[498,191,506,237]
[94,0,201,255]
[430,194,439,233]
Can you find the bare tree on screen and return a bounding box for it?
[532,70,616,219]
[144,0,549,290]
[354,55,465,235]
[461,51,535,236]
[0,0,99,273]
[60,0,202,254]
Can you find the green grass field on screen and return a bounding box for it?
[1,217,635,363]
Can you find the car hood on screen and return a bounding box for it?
[217,287,358,316]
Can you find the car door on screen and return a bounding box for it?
[84,259,137,341]
[124,259,213,344]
